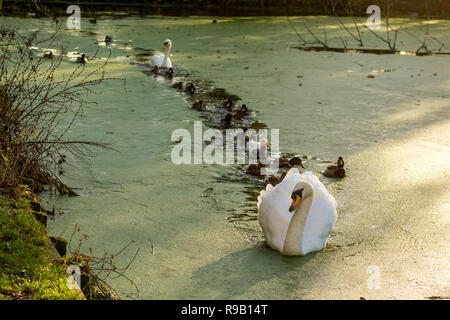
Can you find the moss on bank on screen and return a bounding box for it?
[0,195,83,300]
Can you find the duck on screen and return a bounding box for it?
[246,163,267,176]
[89,18,97,24]
[43,51,53,59]
[185,83,196,95]
[172,81,184,90]
[233,104,251,120]
[264,172,287,187]
[105,35,113,43]
[166,67,174,78]
[289,157,304,167]
[223,98,235,111]
[151,39,172,68]
[192,100,206,111]
[278,156,305,169]
[279,158,292,169]
[212,19,219,24]
[151,65,160,74]
[257,168,338,256]
[222,113,233,128]
[76,54,87,64]
[323,156,346,178]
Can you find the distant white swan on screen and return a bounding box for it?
[257,168,337,256]
[151,39,172,68]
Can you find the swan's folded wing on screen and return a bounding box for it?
[301,198,337,254]
[166,58,173,68]
[272,168,301,197]
[284,167,300,179]
[151,55,163,67]
[300,171,337,209]
[257,186,292,252]
[257,183,274,210]
[300,171,338,254]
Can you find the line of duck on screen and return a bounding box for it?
[133,39,346,256]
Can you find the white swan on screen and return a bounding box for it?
[151,39,173,68]
[257,168,337,256]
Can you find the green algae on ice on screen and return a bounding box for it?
[14,14,447,299]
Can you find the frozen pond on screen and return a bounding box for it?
[5,14,449,299]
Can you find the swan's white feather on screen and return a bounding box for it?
[257,168,337,255]
[151,54,172,68]
[298,171,337,254]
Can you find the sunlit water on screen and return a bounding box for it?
[3,14,449,299]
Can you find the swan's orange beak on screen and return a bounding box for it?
[300,162,305,169]
[289,194,301,212]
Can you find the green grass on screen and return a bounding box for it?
[0,195,82,300]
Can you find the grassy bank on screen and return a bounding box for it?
[0,19,130,299]
[0,195,83,300]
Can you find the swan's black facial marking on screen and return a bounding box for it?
[289,188,304,212]
[291,188,304,200]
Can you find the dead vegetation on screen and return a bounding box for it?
[0,4,137,300]
[289,0,448,55]
[64,225,140,299]
[0,22,117,199]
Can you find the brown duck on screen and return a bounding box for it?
[323,156,346,178]
[222,113,233,128]
[264,172,287,187]
[246,163,267,176]
[278,156,305,169]
[223,98,235,111]
[43,51,53,59]
[166,67,174,78]
[185,83,196,95]
[151,65,161,73]
[172,82,184,90]
[192,100,206,111]
[233,104,251,120]
[76,54,88,64]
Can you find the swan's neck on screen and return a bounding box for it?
[281,189,314,256]
[162,46,171,67]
